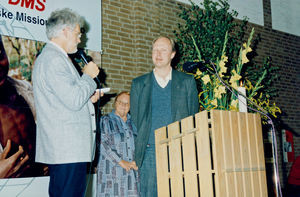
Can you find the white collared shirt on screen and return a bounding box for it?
[153,67,172,88]
[49,41,68,58]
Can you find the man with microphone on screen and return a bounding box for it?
[32,8,100,197]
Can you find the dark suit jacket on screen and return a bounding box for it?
[130,69,199,167]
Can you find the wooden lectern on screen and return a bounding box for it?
[155,110,268,197]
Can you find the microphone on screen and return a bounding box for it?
[182,60,209,72]
[77,49,91,65]
[76,48,102,88]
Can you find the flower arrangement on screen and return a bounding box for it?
[189,28,281,121]
[174,0,281,123]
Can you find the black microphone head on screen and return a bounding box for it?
[77,48,84,56]
[182,61,207,72]
[182,61,199,72]
[77,49,92,64]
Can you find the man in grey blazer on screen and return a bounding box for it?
[32,8,100,197]
[130,36,199,197]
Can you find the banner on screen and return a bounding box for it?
[0,1,101,195]
[0,0,101,51]
[0,175,96,196]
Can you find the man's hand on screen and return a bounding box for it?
[82,62,99,79]
[0,139,29,178]
[118,160,138,172]
[90,90,104,103]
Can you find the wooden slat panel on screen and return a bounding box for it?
[195,111,214,197]
[238,112,252,197]
[155,126,170,197]
[254,114,268,197]
[221,111,236,196]
[155,110,268,197]
[246,113,260,196]
[230,111,244,196]
[168,121,184,197]
[211,110,226,197]
[181,115,198,197]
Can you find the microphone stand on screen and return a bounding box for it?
[206,61,282,197]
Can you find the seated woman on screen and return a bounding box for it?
[97,91,138,197]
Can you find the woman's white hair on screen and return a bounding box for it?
[46,8,84,40]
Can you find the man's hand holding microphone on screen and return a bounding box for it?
[82,61,99,79]
[82,62,103,103]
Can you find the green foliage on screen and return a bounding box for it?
[245,56,280,99]
[174,0,247,67]
[173,0,281,120]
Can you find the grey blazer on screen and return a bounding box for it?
[33,43,97,164]
[130,69,199,167]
